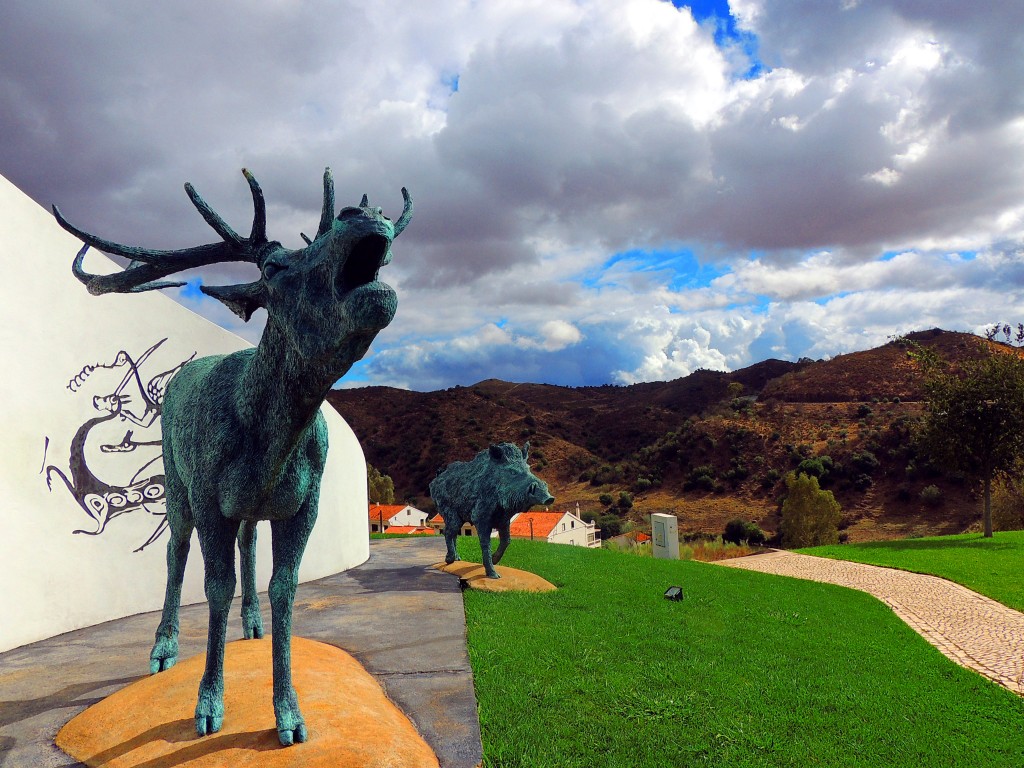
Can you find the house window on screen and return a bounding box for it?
[562,523,566,531]
[571,520,575,528]
[570,539,574,545]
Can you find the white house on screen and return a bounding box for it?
[369,504,429,533]
[510,504,600,548]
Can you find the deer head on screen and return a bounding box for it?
[54,168,412,370]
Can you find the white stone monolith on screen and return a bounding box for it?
[651,513,680,560]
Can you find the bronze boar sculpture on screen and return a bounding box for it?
[54,168,411,745]
[430,442,554,578]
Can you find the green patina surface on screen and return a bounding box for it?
[58,168,411,746]
[430,442,554,579]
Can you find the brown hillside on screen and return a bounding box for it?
[760,328,1014,402]
[328,329,1022,543]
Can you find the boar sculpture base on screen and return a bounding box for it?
[430,442,554,579]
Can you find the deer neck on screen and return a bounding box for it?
[235,320,361,462]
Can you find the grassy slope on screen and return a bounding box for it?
[459,538,1024,768]
[800,531,1024,612]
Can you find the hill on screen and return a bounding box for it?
[328,329,1021,542]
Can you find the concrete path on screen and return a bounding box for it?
[0,537,482,768]
[718,550,1024,694]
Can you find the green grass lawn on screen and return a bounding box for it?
[800,531,1024,612]
[458,538,1024,768]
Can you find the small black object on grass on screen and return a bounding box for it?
[664,586,684,601]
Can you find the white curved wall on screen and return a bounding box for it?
[0,173,370,653]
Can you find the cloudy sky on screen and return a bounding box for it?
[3,1,1024,390]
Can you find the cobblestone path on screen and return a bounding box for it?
[718,550,1024,694]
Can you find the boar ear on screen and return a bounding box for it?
[489,444,505,462]
[522,442,530,460]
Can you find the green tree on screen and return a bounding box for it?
[367,462,395,504]
[780,471,841,548]
[913,344,1024,537]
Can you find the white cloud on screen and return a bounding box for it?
[2,1,1024,390]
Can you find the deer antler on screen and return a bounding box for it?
[393,187,413,236]
[54,169,276,296]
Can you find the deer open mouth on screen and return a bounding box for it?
[337,233,389,295]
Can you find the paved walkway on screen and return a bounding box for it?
[718,550,1024,694]
[0,537,482,768]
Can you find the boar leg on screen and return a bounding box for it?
[444,522,460,564]
[492,522,511,565]
[479,524,500,579]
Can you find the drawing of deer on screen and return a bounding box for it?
[54,167,411,745]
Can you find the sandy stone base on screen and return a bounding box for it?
[56,636,439,768]
[435,561,557,593]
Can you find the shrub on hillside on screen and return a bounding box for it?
[797,456,833,480]
[851,450,880,474]
[992,471,1024,531]
[633,477,653,493]
[599,493,614,507]
[723,518,767,546]
[920,485,943,507]
[685,464,717,491]
[780,471,841,548]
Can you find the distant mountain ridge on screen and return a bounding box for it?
[328,329,1018,542]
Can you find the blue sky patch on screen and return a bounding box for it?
[442,72,460,93]
[670,0,764,78]
[588,247,731,291]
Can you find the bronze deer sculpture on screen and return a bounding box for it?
[54,168,411,745]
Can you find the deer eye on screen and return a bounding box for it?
[262,261,285,280]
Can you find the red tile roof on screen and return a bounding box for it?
[509,512,564,539]
[428,514,444,524]
[368,504,407,521]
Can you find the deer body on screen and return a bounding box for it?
[55,169,411,746]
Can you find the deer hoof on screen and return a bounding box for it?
[241,606,264,639]
[278,723,308,746]
[195,712,224,736]
[195,682,225,736]
[149,635,179,674]
[275,688,306,746]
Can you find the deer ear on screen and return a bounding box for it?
[522,442,530,460]
[201,281,267,322]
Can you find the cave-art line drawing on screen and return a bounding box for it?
[42,338,195,551]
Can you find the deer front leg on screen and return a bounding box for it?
[238,520,264,639]
[269,496,318,746]
[150,465,193,673]
[194,517,239,737]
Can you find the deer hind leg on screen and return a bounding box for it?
[194,515,240,737]
[238,520,264,639]
[150,459,193,674]
[268,494,318,746]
